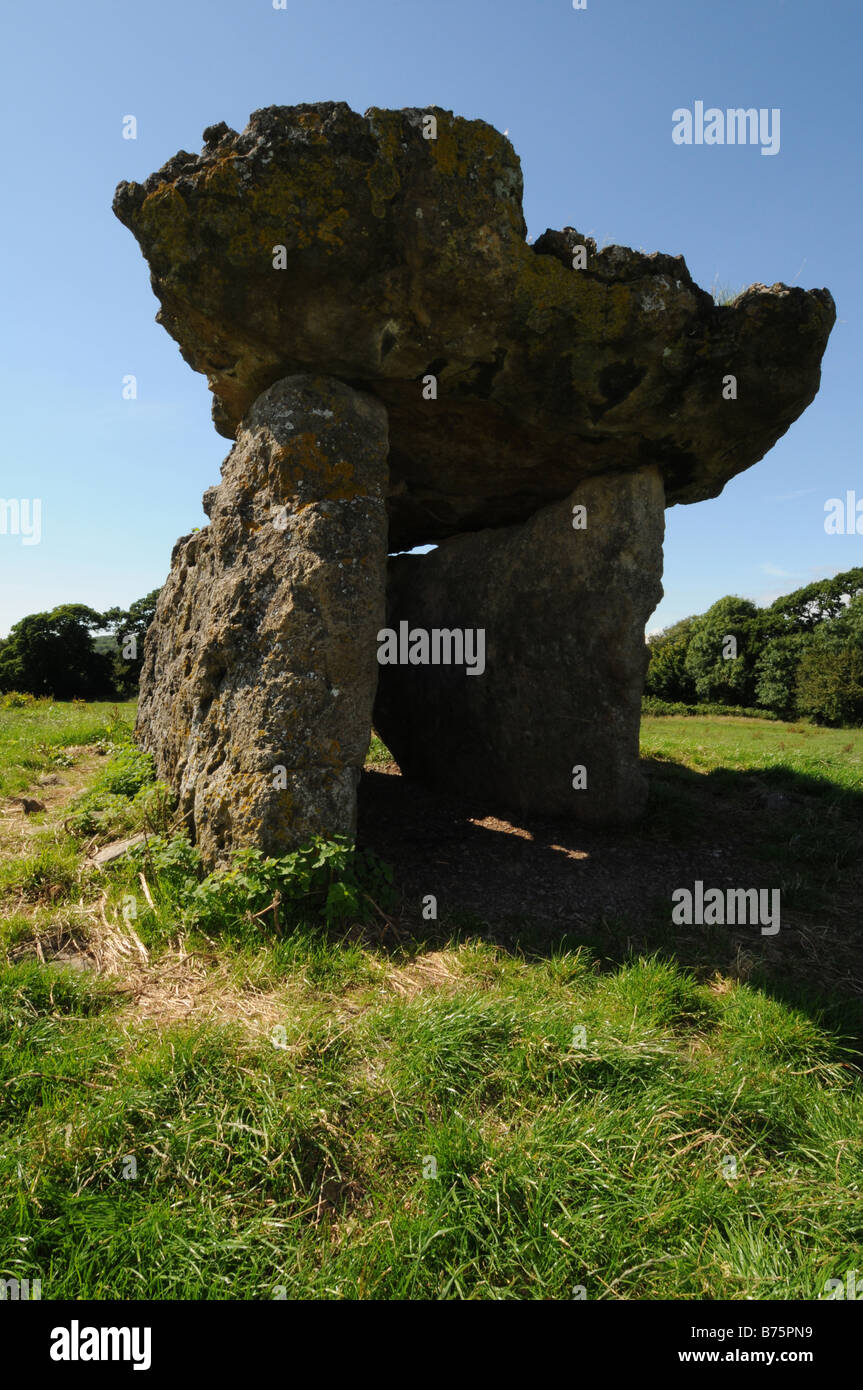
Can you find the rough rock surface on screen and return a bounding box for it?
[136,375,388,864]
[114,103,835,549]
[118,103,835,853]
[373,468,665,822]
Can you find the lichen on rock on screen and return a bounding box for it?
[116,103,835,858]
[135,375,388,864]
[115,102,835,549]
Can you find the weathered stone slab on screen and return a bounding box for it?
[114,103,835,549]
[87,833,146,867]
[373,467,665,823]
[136,375,389,864]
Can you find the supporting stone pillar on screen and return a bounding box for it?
[136,374,389,865]
[373,466,665,824]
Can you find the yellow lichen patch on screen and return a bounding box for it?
[431,116,508,189]
[200,155,241,196]
[270,435,366,501]
[366,137,401,220]
[321,457,362,499]
[512,247,635,344]
[364,108,404,219]
[141,157,359,268]
[236,166,352,248]
[552,278,633,343]
[429,119,463,178]
[138,184,193,265]
[271,432,326,476]
[318,206,351,246]
[512,251,579,327]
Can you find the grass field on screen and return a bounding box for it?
[0,700,134,798]
[641,714,863,794]
[1,702,861,1300]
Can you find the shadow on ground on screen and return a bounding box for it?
[356,755,863,1042]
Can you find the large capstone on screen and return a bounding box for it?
[373,467,665,822]
[136,375,389,864]
[114,103,835,550]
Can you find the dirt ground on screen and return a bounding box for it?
[357,761,863,1005]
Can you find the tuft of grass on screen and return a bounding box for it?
[0,841,83,903]
[711,277,745,306]
[0,958,114,1028]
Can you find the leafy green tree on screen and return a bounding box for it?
[754,633,811,717]
[683,596,763,705]
[644,617,699,702]
[796,642,863,726]
[769,567,863,631]
[0,605,114,699]
[792,592,863,725]
[101,589,160,695]
[825,590,863,643]
[644,572,863,718]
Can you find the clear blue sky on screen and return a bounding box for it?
[1,0,860,637]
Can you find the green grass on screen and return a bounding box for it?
[641,715,863,795]
[0,700,136,797]
[0,702,860,1300]
[0,703,160,905]
[0,942,859,1300]
[0,841,84,903]
[366,732,392,765]
[640,715,863,929]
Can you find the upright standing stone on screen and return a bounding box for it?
[136,375,389,864]
[373,467,665,823]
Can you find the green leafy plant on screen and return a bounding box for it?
[129,832,203,899]
[135,781,177,835]
[64,744,164,841]
[0,691,39,709]
[181,836,394,937]
[97,703,135,750]
[96,746,155,797]
[65,791,142,838]
[36,742,76,768]
[642,697,779,720]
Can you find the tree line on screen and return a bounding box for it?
[0,592,160,700]
[646,567,863,725]
[3,570,863,723]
